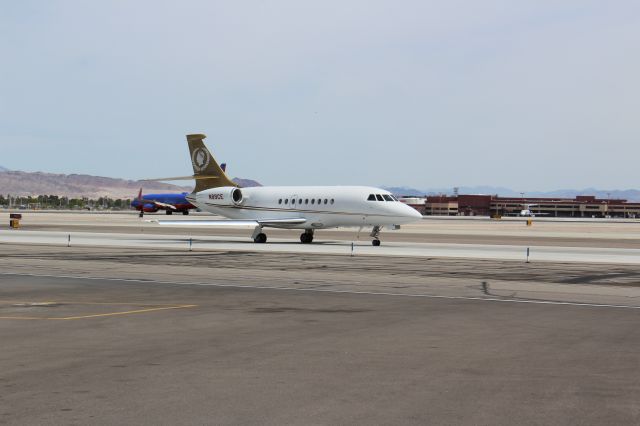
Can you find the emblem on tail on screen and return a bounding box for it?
[191,147,211,172]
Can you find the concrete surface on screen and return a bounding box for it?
[6,211,640,248]
[1,212,640,425]
[2,228,640,264]
[1,248,640,425]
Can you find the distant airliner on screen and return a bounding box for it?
[149,134,422,245]
[509,204,549,217]
[131,189,195,216]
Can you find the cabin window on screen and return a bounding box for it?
[305,199,309,204]
[284,199,288,204]
[367,194,376,201]
[299,199,303,205]
[278,199,282,204]
[383,195,393,201]
[317,199,322,204]
[375,194,384,201]
[330,199,334,204]
[311,199,315,204]
[324,199,328,204]
[292,199,296,205]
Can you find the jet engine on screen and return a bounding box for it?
[143,203,158,212]
[231,188,244,205]
[205,187,244,205]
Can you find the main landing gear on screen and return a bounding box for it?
[370,225,382,246]
[252,226,267,243]
[300,230,314,244]
[165,210,173,215]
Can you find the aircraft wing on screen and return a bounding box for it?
[150,218,307,227]
[151,201,177,210]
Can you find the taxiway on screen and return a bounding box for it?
[1,212,639,425]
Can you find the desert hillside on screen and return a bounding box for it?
[0,169,261,199]
[0,170,192,199]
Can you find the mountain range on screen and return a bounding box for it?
[0,167,261,199]
[1,166,636,201]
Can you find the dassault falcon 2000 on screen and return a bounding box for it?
[149,134,422,245]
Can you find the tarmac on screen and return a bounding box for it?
[1,212,640,425]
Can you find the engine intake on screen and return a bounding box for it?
[231,188,243,205]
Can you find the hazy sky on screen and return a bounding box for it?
[1,1,638,190]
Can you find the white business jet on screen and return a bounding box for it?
[514,204,549,217]
[149,134,423,245]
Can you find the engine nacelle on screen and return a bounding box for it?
[204,187,244,205]
[143,203,158,212]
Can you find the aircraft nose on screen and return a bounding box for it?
[409,206,423,219]
[400,203,423,221]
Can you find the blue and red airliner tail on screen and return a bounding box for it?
[131,189,196,215]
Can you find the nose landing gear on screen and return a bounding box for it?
[370,226,382,246]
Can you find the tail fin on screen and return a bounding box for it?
[137,188,143,201]
[187,134,237,192]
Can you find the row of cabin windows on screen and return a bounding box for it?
[368,194,398,202]
[278,198,334,206]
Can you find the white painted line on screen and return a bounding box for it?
[2,271,640,311]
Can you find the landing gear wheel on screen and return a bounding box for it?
[139,211,144,218]
[254,233,267,244]
[372,239,381,247]
[300,233,313,244]
[165,210,173,215]
[182,210,189,215]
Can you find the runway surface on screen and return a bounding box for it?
[1,211,640,263]
[1,213,640,424]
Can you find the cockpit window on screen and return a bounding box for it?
[375,194,384,201]
[390,195,398,201]
[367,194,376,201]
[383,194,393,201]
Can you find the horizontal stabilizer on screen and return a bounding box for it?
[140,175,220,182]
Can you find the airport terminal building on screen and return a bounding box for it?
[403,195,640,218]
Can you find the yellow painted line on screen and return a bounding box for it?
[0,316,51,320]
[0,304,197,320]
[56,304,197,320]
